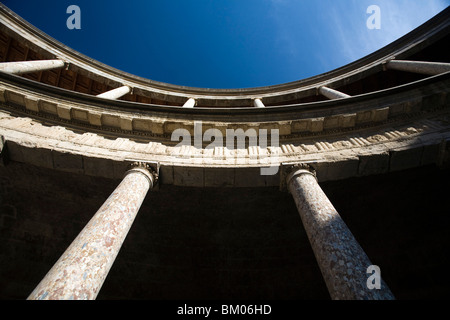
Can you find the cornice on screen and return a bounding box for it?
[1,71,449,141]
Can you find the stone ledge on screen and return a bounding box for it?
[1,135,449,187]
[1,105,450,186]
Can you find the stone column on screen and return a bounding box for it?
[285,164,394,300]
[0,59,65,74]
[182,98,196,108]
[385,60,450,75]
[96,85,131,100]
[254,98,265,108]
[319,86,351,100]
[27,162,158,300]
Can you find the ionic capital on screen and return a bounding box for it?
[126,161,159,188]
[280,162,316,191]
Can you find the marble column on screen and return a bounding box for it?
[182,98,196,108]
[319,86,351,100]
[96,85,131,100]
[254,98,266,108]
[27,162,157,300]
[385,60,450,75]
[285,164,394,300]
[0,59,65,74]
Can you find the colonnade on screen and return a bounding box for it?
[0,59,132,101]
[25,161,394,300]
[1,58,449,106]
[2,56,445,300]
[316,59,450,101]
[248,59,450,105]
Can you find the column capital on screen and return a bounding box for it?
[126,161,159,189]
[280,162,316,191]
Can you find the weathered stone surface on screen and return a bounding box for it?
[24,96,39,112]
[173,166,204,187]
[57,104,72,120]
[358,152,390,176]
[22,146,53,169]
[389,146,424,172]
[52,151,83,174]
[204,168,234,187]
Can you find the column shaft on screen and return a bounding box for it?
[254,98,265,108]
[96,85,131,100]
[287,167,394,300]
[0,59,65,74]
[182,98,196,108]
[27,166,154,300]
[319,86,351,100]
[386,60,450,75]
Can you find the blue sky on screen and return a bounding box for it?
[2,0,449,89]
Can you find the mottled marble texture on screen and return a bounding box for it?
[27,167,153,300]
[287,168,394,300]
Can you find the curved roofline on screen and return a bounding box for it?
[1,66,449,118]
[0,3,449,101]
